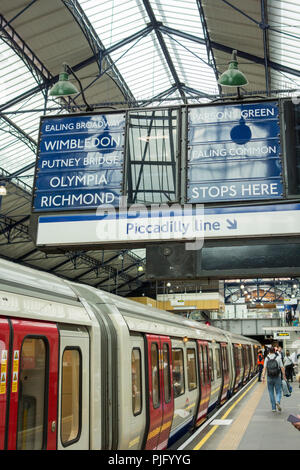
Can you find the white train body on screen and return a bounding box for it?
[0,258,260,450]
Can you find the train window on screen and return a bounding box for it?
[172,348,185,398]
[151,343,160,408]
[187,349,197,391]
[163,344,171,403]
[203,346,209,382]
[132,348,142,415]
[248,347,252,369]
[61,348,81,446]
[222,347,229,372]
[216,348,221,379]
[17,337,47,450]
[208,347,214,382]
[238,348,243,369]
[199,346,205,384]
[234,345,240,369]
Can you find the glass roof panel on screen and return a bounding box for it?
[79,0,147,47]
[268,0,300,91]
[78,0,219,102]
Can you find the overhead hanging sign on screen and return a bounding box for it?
[36,202,300,247]
[187,100,283,203]
[274,332,290,339]
[33,113,125,212]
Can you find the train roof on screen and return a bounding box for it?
[0,257,78,302]
[69,281,260,345]
[0,257,260,345]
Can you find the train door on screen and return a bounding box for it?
[220,343,230,405]
[195,341,211,426]
[210,343,222,410]
[0,318,10,449]
[248,346,253,377]
[185,342,199,427]
[233,344,241,392]
[144,334,173,450]
[242,345,250,384]
[57,325,89,450]
[128,335,146,450]
[5,319,59,450]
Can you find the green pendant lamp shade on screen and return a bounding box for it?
[49,65,79,97]
[218,50,248,87]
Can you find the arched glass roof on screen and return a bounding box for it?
[0,0,300,295]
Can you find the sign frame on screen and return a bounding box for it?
[185,98,285,204]
[32,110,127,213]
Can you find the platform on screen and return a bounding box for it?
[180,377,300,451]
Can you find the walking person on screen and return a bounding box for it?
[262,346,287,412]
[257,349,264,382]
[284,350,294,382]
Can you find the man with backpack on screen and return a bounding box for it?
[262,346,287,412]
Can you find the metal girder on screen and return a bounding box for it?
[142,0,187,102]
[48,249,142,288]
[94,259,144,289]
[0,215,30,243]
[0,115,37,154]
[106,24,154,56]
[1,11,299,116]
[0,13,51,89]
[0,25,152,113]
[260,0,270,95]
[225,278,300,304]
[72,251,121,281]
[139,85,178,107]
[16,248,39,261]
[196,0,221,95]
[110,272,145,294]
[62,0,135,104]
[158,24,300,78]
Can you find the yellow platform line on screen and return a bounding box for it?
[193,378,260,450]
[217,380,265,450]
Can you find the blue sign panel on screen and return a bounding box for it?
[33,113,125,211]
[187,100,283,203]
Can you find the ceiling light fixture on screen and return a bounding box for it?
[218,50,248,98]
[49,63,94,111]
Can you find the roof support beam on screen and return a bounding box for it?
[0,215,30,238]
[62,0,135,104]
[0,14,51,85]
[0,23,152,113]
[159,25,300,78]
[72,251,121,281]
[261,0,270,95]
[0,115,37,154]
[142,0,187,102]
[196,0,222,95]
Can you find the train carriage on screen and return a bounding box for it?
[0,258,260,450]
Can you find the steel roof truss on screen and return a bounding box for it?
[142,0,186,102]
[159,24,300,79]
[0,13,51,90]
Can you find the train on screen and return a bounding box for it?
[0,257,260,450]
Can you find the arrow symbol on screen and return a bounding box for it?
[226,219,237,229]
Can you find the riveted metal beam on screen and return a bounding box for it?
[158,24,300,78]
[142,0,187,102]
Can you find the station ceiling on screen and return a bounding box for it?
[0,0,299,296]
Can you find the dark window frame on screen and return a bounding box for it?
[60,346,82,448]
[16,335,49,450]
[131,347,143,416]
